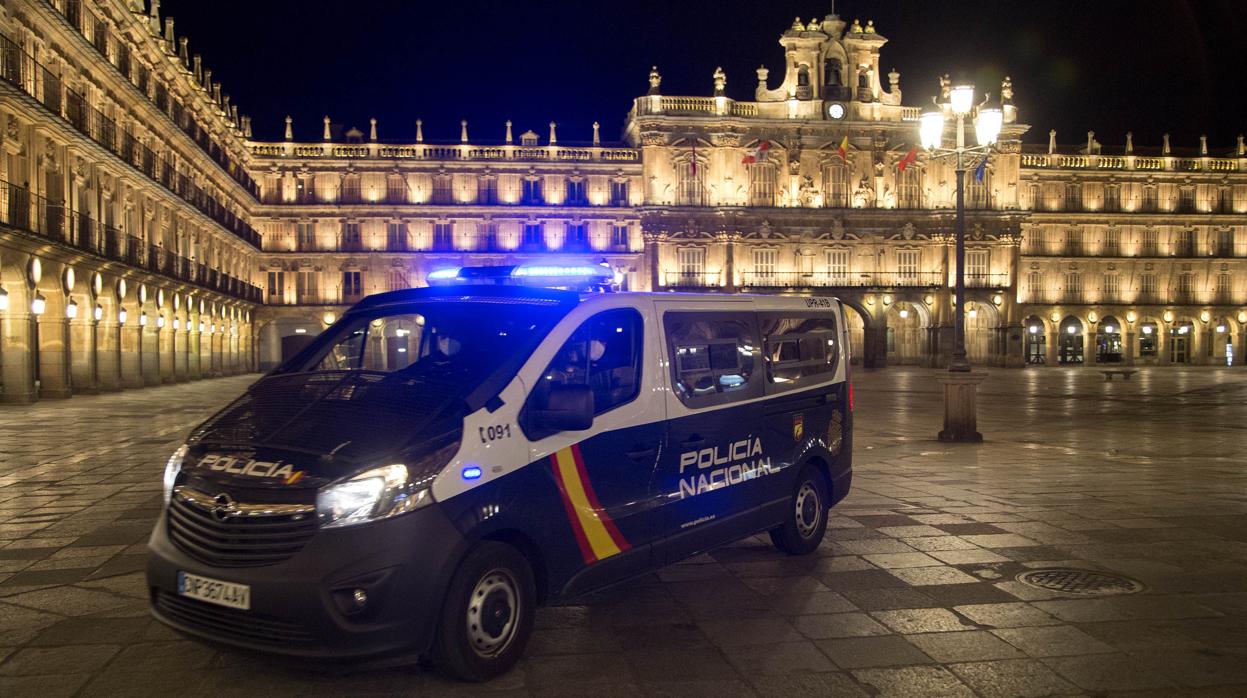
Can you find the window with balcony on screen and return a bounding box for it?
[386,222,408,251]
[432,222,454,250]
[1215,229,1234,257]
[1103,227,1121,256]
[897,167,921,208]
[1142,187,1158,212]
[966,250,989,286]
[1178,187,1196,213]
[565,222,588,250]
[1139,274,1157,302]
[478,221,498,250]
[827,249,849,283]
[296,270,319,304]
[823,163,849,208]
[478,176,498,204]
[1064,182,1082,211]
[610,179,630,206]
[521,222,543,249]
[677,163,705,206]
[566,179,587,206]
[897,250,920,283]
[1215,273,1232,303]
[1065,228,1082,256]
[521,178,544,205]
[432,175,454,204]
[1064,273,1083,303]
[1140,227,1159,256]
[342,271,363,302]
[749,165,777,207]
[1103,274,1121,302]
[1177,273,1194,302]
[1174,229,1194,256]
[387,176,407,203]
[676,247,706,285]
[296,222,316,251]
[610,224,630,249]
[342,176,362,204]
[966,169,991,209]
[1104,184,1121,212]
[1219,187,1235,214]
[752,248,777,283]
[1027,272,1043,302]
[387,269,408,292]
[341,222,362,251]
[267,271,284,302]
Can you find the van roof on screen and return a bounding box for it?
[351,285,841,313]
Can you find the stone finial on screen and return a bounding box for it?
[888,69,900,92]
[461,120,469,143]
[648,66,662,95]
[1087,131,1094,154]
[1163,133,1171,155]
[505,120,513,143]
[593,121,600,146]
[792,17,803,30]
[713,66,726,96]
[549,121,557,145]
[323,116,331,141]
[1238,134,1244,156]
[203,69,212,90]
[230,104,239,126]
[284,115,293,141]
[369,118,377,141]
[1001,76,1013,103]
[242,116,252,139]
[1126,131,1133,154]
[193,55,202,82]
[756,65,769,88]
[939,74,951,102]
[212,82,221,106]
[865,20,876,33]
[164,17,175,47]
[1048,129,1056,154]
[1200,134,1207,155]
[223,94,231,114]
[416,119,423,142]
[850,18,863,33]
[178,37,189,65]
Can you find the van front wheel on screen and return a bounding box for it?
[769,464,829,555]
[432,541,536,682]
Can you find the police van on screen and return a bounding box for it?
[146,264,853,681]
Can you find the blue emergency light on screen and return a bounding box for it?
[427,263,615,291]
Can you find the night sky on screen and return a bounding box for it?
[160,1,1247,152]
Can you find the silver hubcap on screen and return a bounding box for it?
[466,569,520,658]
[795,482,821,538]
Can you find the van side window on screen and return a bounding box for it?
[532,308,643,419]
[664,312,762,407]
[760,314,840,390]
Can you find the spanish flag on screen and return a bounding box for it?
[837,135,849,160]
[549,444,631,565]
[897,147,918,172]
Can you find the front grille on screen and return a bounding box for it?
[155,591,313,645]
[168,490,317,568]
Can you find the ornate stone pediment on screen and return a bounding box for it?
[639,131,668,146]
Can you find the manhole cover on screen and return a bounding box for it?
[1016,569,1145,596]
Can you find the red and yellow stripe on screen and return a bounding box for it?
[549,444,631,565]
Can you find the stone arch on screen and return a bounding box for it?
[1136,314,1163,365]
[1211,315,1240,366]
[1095,314,1125,363]
[32,262,71,398]
[964,298,1001,365]
[884,299,927,365]
[840,298,885,368]
[1168,316,1197,364]
[1058,315,1085,364]
[0,255,36,402]
[1023,314,1048,365]
[258,312,325,372]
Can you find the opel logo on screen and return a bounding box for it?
[211,493,238,521]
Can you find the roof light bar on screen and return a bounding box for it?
[426,268,462,281]
[510,265,612,279]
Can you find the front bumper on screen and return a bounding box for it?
[146,503,468,659]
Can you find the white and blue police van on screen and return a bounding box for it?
[146,264,853,680]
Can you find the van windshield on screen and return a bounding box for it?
[287,297,569,392]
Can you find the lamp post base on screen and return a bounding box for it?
[936,370,988,443]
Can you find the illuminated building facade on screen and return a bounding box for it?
[1,5,1245,401]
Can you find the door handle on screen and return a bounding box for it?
[625,447,658,461]
[680,435,706,449]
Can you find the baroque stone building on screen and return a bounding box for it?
[1,4,1244,402]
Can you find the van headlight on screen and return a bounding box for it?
[163,444,189,503]
[317,464,433,529]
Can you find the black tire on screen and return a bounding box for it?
[432,541,536,682]
[769,464,829,555]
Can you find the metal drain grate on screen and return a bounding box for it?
[1016,568,1144,596]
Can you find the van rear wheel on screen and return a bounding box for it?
[769,464,829,555]
[432,541,535,682]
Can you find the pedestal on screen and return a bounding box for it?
[936,370,988,443]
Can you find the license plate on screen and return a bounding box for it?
[177,571,251,611]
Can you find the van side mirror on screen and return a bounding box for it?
[532,384,594,432]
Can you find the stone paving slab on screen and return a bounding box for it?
[0,367,1246,696]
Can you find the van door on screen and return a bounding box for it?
[651,306,774,565]
[520,304,664,594]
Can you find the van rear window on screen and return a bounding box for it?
[760,314,841,390]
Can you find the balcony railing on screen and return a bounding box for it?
[45,0,258,198]
[965,273,1009,288]
[0,33,261,248]
[737,271,946,289]
[0,180,261,303]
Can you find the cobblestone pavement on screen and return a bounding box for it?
[1,367,1246,697]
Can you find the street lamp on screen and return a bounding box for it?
[920,81,1003,442]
